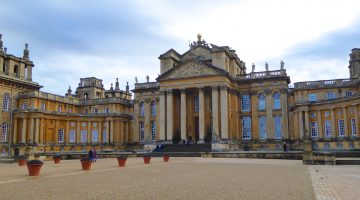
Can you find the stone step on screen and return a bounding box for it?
[336,158,360,165]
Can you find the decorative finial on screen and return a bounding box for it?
[23,43,29,60]
[110,83,113,90]
[115,78,120,90]
[197,33,202,41]
[265,62,269,71]
[135,77,138,84]
[4,47,7,53]
[67,86,72,94]
[280,60,284,70]
[126,81,129,93]
[252,63,255,72]
[146,75,149,82]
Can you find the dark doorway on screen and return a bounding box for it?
[195,117,199,142]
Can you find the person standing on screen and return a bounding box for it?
[93,147,98,163]
[283,142,288,152]
[88,147,94,161]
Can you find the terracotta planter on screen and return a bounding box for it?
[18,158,26,166]
[163,155,170,162]
[26,160,43,176]
[117,158,127,167]
[143,156,151,164]
[53,157,61,164]
[80,158,92,170]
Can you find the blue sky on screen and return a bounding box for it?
[1,0,360,94]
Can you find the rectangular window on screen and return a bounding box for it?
[308,93,317,102]
[105,107,109,114]
[151,121,156,141]
[242,116,252,139]
[345,91,353,97]
[22,103,27,110]
[326,92,336,100]
[324,120,332,137]
[259,116,266,139]
[58,105,62,112]
[194,96,199,112]
[58,129,64,143]
[69,129,76,143]
[68,108,72,113]
[139,122,144,142]
[351,118,357,136]
[92,130,98,142]
[41,103,46,111]
[241,95,251,112]
[103,129,107,143]
[310,122,318,138]
[81,130,87,143]
[94,108,98,114]
[274,116,282,139]
[338,119,345,137]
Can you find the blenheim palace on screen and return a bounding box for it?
[0,34,359,155]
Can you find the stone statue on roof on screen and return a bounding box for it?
[280,60,284,70]
[265,62,269,71]
[252,63,255,72]
[135,77,138,84]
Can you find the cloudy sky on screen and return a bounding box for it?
[1,0,360,95]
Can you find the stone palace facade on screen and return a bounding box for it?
[0,34,359,155]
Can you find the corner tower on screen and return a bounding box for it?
[349,48,360,79]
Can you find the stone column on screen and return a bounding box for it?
[280,89,289,139]
[87,121,91,143]
[39,118,44,144]
[144,99,150,142]
[354,106,359,137]
[220,86,229,139]
[27,64,32,81]
[304,110,310,138]
[110,120,114,143]
[76,121,81,143]
[13,118,18,144]
[29,117,34,144]
[159,90,166,141]
[54,121,58,144]
[180,89,187,141]
[265,90,273,139]
[343,107,349,137]
[211,87,219,137]
[124,122,128,143]
[330,109,336,138]
[65,120,70,145]
[166,89,173,141]
[99,121,103,143]
[35,118,40,144]
[298,111,304,139]
[106,121,110,143]
[21,118,27,143]
[318,111,323,139]
[199,87,205,142]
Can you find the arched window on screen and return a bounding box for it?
[41,103,46,111]
[151,101,156,116]
[139,102,145,116]
[2,93,10,111]
[14,65,19,76]
[84,93,89,100]
[1,123,8,142]
[258,93,265,110]
[273,92,281,109]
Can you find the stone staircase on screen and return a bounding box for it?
[162,144,211,152]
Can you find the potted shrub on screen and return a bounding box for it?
[143,154,151,164]
[53,154,61,164]
[80,157,92,170]
[116,155,127,167]
[18,156,26,166]
[26,160,43,176]
[162,154,170,162]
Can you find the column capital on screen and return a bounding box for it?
[264,89,273,95]
[219,85,229,91]
[166,89,173,94]
[279,88,288,94]
[159,89,166,95]
[180,88,187,93]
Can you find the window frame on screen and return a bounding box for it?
[139,102,145,116]
[139,122,145,142]
[310,122,318,138]
[58,129,64,143]
[241,94,251,112]
[324,120,332,138]
[151,121,156,141]
[338,119,345,137]
[274,115,282,139]
[259,116,266,139]
[1,123,8,142]
[2,93,10,111]
[258,93,266,111]
[273,92,281,109]
[242,116,252,140]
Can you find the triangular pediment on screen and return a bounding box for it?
[158,60,224,80]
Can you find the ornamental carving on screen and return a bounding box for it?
[264,89,273,95]
[279,88,288,94]
[166,62,218,79]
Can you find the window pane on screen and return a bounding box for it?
[259,116,266,139]
[242,117,252,139]
[258,93,265,110]
[241,95,251,112]
[274,116,282,139]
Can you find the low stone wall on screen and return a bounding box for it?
[208,151,303,160]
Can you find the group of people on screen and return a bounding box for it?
[88,147,98,162]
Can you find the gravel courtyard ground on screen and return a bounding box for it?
[0,157,356,200]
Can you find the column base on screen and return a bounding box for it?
[197,139,205,144]
[165,140,173,144]
[143,144,157,152]
[211,140,230,152]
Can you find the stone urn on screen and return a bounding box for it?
[26,160,43,176]
[80,157,92,170]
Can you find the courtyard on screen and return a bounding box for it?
[0,157,359,200]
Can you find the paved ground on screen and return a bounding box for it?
[0,157,356,200]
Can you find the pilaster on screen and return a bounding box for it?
[159,90,166,141]
[199,87,205,141]
[220,86,229,139]
[211,86,219,138]
[180,89,187,140]
[166,89,173,141]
